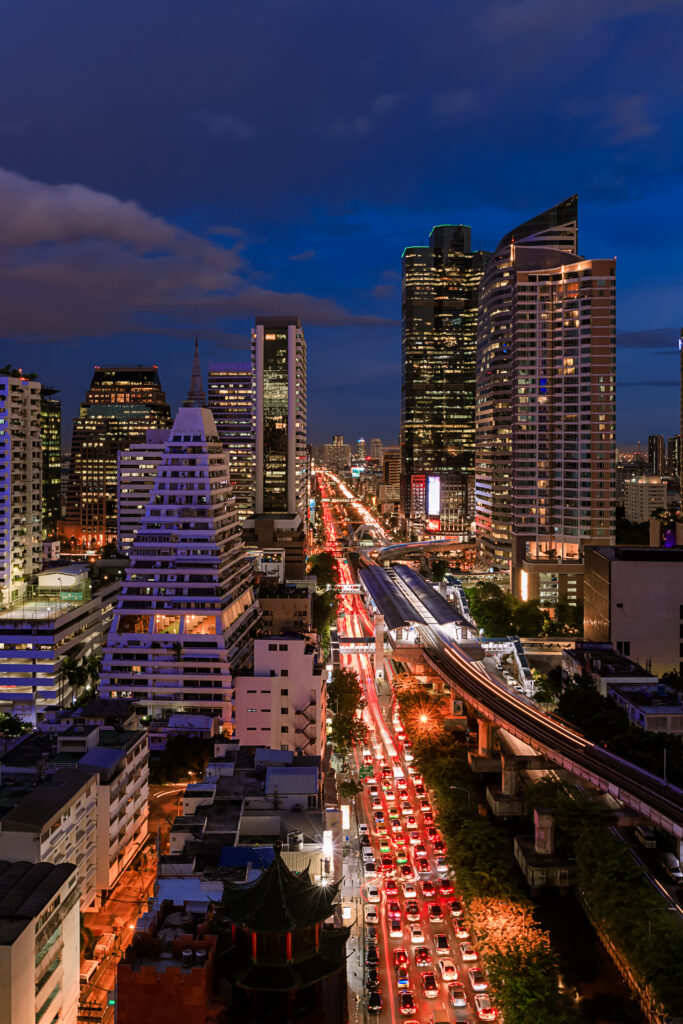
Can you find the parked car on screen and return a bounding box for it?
[367,991,382,1015]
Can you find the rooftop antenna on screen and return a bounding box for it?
[183,306,206,407]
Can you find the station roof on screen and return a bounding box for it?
[392,564,466,627]
[359,563,425,632]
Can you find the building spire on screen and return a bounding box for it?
[184,338,206,407]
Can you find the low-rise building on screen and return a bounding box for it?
[0,564,120,725]
[147,712,221,753]
[563,641,658,697]
[241,513,307,581]
[0,860,80,1024]
[233,635,327,757]
[584,545,683,675]
[0,768,98,909]
[257,581,312,634]
[607,682,683,735]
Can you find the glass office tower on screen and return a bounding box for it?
[208,363,255,520]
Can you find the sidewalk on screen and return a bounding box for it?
[342,800,367,1024]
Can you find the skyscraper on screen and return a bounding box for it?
[63,366,172,549]
[667,435,680,479]
[40,386,61,539]
[475,196,616,603]
[207,362,255,519]
[648,434,666,477]
[116,429,171,553]
[0,373,42,606]
[370,438,383,463]
[401,225,490,526]
[100,347,260,720]
[252,316,307,517]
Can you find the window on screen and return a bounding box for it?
[268,643,277,651]
[281,726,289,734]
[616,603,623,609]
[281,707,287,715]
[279,644,288,651]
[246,708,257,713]
[281,669,288,677]
[281,689,288,696]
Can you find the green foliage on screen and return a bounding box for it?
[338,778,363,799]
[464,582,582,638]
[533,665,563,704]
[557,679,683,787]
[486,942,567,1024]
[0,712,30,738]
[149,735,215,784]
[327,667,368,760]
[615,505,650,545]
[312,589,338,658]
[307,551,338,590]
[430,558,449,582]
[101,540,124,558]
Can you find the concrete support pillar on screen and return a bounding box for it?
[501,755,519,797]
[374,613,384,681]
[477,718,494,758]
[534,808,555,856]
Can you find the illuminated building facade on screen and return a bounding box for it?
[648,434,665,477]
[476,197,616,603]
[401,225,490,526]
[100,349,260,721]
[40,386,61,539]
[0,374,42,607]
[62,366,171,550]
[116,429,171,553]
[207,362,255,520]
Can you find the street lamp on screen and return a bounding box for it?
[449,785,472,810]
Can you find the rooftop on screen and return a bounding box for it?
[589,545,683,563]
[0,861,76,944]
[0,769,93,831]
[566,642,656,680]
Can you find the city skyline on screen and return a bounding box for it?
[0,2,682,444]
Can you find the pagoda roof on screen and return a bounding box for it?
[219,841,341,933]
[218,925,350,990]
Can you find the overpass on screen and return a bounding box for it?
[369,537,474,565]
[359,556,683,846]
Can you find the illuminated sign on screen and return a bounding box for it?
[322,830,333,858]
[341,804,350,830]
[308,498,316,524]
[427,475,440,517]
[426,518,440,532]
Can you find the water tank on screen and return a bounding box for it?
[181,948,193,969]
[195,948,207,967]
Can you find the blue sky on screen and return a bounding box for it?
[0,0,681,444]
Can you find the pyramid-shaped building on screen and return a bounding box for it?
[100,345,261,722]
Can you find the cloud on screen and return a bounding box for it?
[371,268,400,300]
[316,93,401,138]
[603,94,658,144]
[616,327,678,349]
[208,225,245,238]
[432,89,478,120]
[0,167,389,340]
[288,249,316,262]
[194,111,255,140]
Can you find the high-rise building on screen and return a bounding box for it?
[648,434,666,477]
[383,446,401,486]
[667,435,680,479]
[208,362,255,520]
[332,434,344,446]
[100,347,260,721]
[319,441,351,473]
[476,196,616,604]
[356,437,366,460]
[0,374,43,607]
[116,429,171,553]
[401,225,490,524]
[62,366,172,550]
[370,437,383,462]
[252,317,307,517]
[624,476,667,523]
[40,386,61,539]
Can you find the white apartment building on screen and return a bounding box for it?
[0,860,80,1024]
[233,635,327,756]
[0,567,120,725]
[0,768,99,909]
[117,428,171,553]
[624,476,667,524]
[100,348,260,722]
[0,374,43,608]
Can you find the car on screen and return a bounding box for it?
[359,823,369,836]
[366,967,380,990]
[433,840,447,856]
[420,800,431,813]
[468,967,488,992]
[397,779,408,792]
[427,903,444,923]
[414,946,431,967]
[368,784,378,796]
[382,781,393,793]
[366,926,378,944]
[371,797,383,810]
[366,943,379,966]
[405,814,417,829]
[425,826,439,841]
[396,965,410,988]
[409,925,425,944]
[390,818,402,834]
[474,994,497,1021]
[364,905,379,925]
[379,837,391,853]
[405,901,420,922]
[388,901,401,920]
[404,750,414,762]
[421,879,436,898]
[400,801,412,815]
[362,846,375,863]
[460,942,478,961]
[389,918,403,938]
[393,947,409,969]
[396,848,408,865]
[399,863,415,881]
[453,919,470,939]
[373,811,385,823]
[386,804,398,818]
[448,899,464,919]
[380,855,395,876]
[437,958,457,981]
[363,754,373,766]
[437,878,453,897]
[402,881,417,899]
[385,879,399,898]
[421,971,438,998]
[408,831,421,845]
[415,784,426,797]
[360,833,371,847]
[422,812,435,827]
[367,991,382,1015]
[415,844,428,860]
[436,857,449,874]
[362,748,372,759]
[377,823,388,837]
[366,885,380,903]
[407,763,418,776]
[434,933,450,956]
[416,857,431,875]
[448,981,468,1008]
[398,990,416,1016]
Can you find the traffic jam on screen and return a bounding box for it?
[357,715,497,1022]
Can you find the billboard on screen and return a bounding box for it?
[427,475,441,517]
[308,497,316,524]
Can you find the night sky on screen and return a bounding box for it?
[1,0,681,447]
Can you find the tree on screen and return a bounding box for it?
[465,582,514,637]
[0,712,30,738]
[338,778,363,799]
[60,653,88,702]
[101,540,124,559]
[430,558,449,582]
[327,667,368,759]
[149,735,215,784]
[307,551,338,590]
